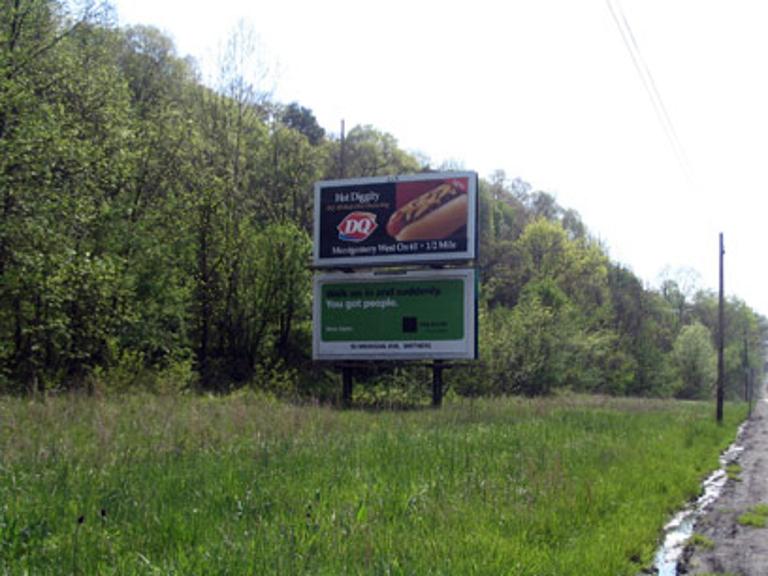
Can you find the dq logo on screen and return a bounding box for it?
[337,212,378,242]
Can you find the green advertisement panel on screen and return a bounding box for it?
[322,279,463,341]
[313,269,476,360]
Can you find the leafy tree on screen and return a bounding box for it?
[281,102,324,145]
[507,218,609,317]
[686,291,768,399]
[1,0,134,391]
[671,322,716,399]
[1,0,766,401]
[606,265,678,396]
[326,124,421,178]
[254,122,325,231]
[482,280,574,396]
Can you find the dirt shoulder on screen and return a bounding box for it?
[680,391,768,575]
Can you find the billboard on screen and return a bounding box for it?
[313,172,477,267]
[313,268,477,361]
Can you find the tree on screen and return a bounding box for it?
[671,322,716,399]
[480,280,576,396]
[326,124,420,178]
[111,24,198,375]
[507,218,609,316]
[0,1,135,392]
[607,265,678,396]
[1,1,766,401]
[281,102,324,145]
[254,122,324,231]
[659,267,700,327]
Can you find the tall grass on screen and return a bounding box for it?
[0,393,745,575]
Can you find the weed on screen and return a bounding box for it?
[752,503,768,516]
[725,463,742,481]
[738,503,768,528]
[687,532,715,550]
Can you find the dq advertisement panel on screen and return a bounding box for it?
[313,269,477,360]
[313,172,477,267]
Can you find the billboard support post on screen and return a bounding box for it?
[342,367,353,407]
[432,360,445,407]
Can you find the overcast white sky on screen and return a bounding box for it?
[111,0,768,315]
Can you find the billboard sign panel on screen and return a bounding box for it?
[313,172,477,267]
[313,268,477,360]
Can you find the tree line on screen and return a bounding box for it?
[1,0,765,400]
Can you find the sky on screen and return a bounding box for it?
[110,0,768,315]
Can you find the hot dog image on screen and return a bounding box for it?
[386,180,468,241]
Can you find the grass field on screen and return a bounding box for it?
[0,393,745,575]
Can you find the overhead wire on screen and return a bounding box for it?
[605,0,692,182]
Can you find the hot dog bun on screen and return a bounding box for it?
[394,194,467,241]
[386,181,468,241]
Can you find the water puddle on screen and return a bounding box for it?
[651,423,747,575]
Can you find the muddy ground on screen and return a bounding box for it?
[679,388,768,575]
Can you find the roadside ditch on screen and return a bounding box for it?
[649,422,747,575]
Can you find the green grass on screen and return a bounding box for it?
[687,532,715,551]
[725,463,742,481]
[738,503,768,528]
[0,393,746,575]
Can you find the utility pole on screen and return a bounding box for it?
[744,328,750,407]
[339,118,351,407]
[339,119,346,178]
[716,233,725,424]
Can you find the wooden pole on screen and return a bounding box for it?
[716,233,725,424]
[432,360,445,407]
[339,119,346,178]
[338,119,349,407]
[342,367,353,408]
[744,328,750,404]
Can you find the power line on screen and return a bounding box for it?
[605,0,692,181]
